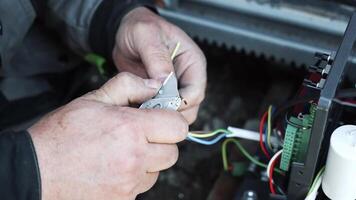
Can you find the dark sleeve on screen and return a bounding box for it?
[0,131,41,200]
[89,0,157,62]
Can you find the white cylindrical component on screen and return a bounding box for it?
[322,125,356,200]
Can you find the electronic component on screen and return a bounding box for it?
[322,125,356,200]
[303,51,334,90]
[287,13,356,199]
[280,104,316,171]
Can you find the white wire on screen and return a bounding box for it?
[226,126,279,145]
[267,149,283,178]
[304,173,323,200]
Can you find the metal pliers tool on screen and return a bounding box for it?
[140,71,181,110]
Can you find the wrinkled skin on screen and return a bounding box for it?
[29,6,207,200]
[113,7,207,124]
[29,73,189,200]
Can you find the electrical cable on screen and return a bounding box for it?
[270,88,356,125]
[305,166,325,200]
[189,129,231,138]
[284,112,310,130]
[267,105,273,150]
[333,98,356,108]
[272,95,318,125]
[264,124,274,155]
[171,42,181,60]
[267,149,283,178]
[187,134,226,145]
[259,111,271,159]
[336,88,356,98]
[263,106,275,155]
[269,158,278,194]
[222,138,283,174]
[268,149,283,194]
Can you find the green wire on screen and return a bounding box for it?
[307,166,325,195]
[222,138,284,174]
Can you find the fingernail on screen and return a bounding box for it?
[144,79,161,89]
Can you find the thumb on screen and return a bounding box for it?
[83,72,161,106]
[137,38,175,80]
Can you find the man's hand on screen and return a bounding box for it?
[113,7,207,124]
[28,72,188,200]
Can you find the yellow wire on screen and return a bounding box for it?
[189,129,231,138]
[170,42,181,60]
[267,105,273,149]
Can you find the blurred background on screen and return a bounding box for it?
[3,0,356,199]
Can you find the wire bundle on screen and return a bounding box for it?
[259,105,276,159]
[267,150,283,194]
[260,106,286,194]
[187,129,231,145]
[188,105,286,195]
[221,138,283,174]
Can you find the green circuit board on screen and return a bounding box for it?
[280,104,317,171]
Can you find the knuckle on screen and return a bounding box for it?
[122,150,141,174]
[163,23,177,36]
[175,113,189,140]
[133,20,159,36]
[115,72,136,87]
[116,108,144,139]
[150,49,171,63]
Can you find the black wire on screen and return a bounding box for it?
[336,88,356,99]
[272,95,318,124]
[271,88,356,124]
[284,112,311,130]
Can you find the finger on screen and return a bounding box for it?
[139,109,188,143]
[113,52,149,78]
[145,144,179,172]
[180,105,200,125]
[172,35,207,111]
[82,72,161,106]
[136,172,159,194]
[179,83,206,110]
[134,24,174,80]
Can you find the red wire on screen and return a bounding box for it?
[269,156,279,195]
[259,111,270,159]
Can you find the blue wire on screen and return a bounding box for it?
[187,134,226,145]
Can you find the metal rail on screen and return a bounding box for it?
[159,0,352,66]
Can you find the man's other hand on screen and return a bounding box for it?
[113,7,207,124]
[28,72,188,200]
